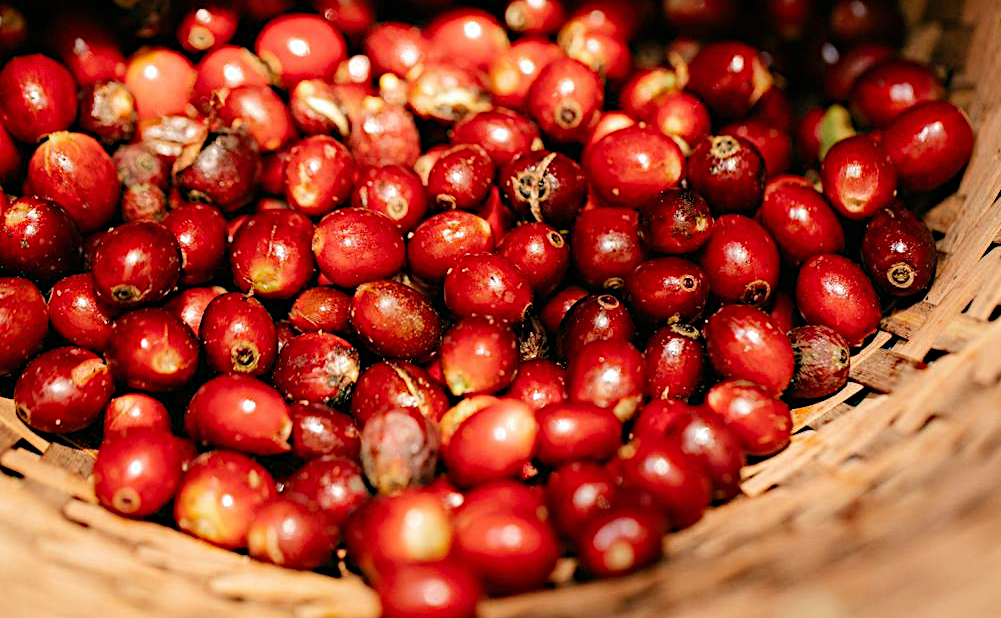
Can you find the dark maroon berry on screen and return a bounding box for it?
[560,294,635,360]
[639,188,714,255]
[351,280,442,360]
[644,323,708,400]
[572,207,647,290]
[687,135,766,214]
[861,204,937,296]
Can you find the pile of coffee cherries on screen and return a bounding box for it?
[0,0,974,615]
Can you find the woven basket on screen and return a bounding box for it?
[5,0,1001,616]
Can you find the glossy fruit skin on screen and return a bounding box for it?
[313,208,405,289]
[426,9,510,72]
[25,132,119,234]
[288,287,350,335]
[104,393,170,435]
[272,333,360,406]
[255,14,346,88]
[617,68,685,121]
[174,3,237,51]
[288,79,350,138]
[638,402,745,501]
[444,253,533,323]
[200,294,278,376]
[92,222,181,308]
[560,293,635,360]
[377,560,482,618]
[192,45,272,112]
[455,480,547,524]
[796,254,882,346]
[125,48,196,120]
[174,450,278,549]
[788,325,851,400]
[427,144,495,211]
[219,85,296,154]
[850,59,943,128]
[230,210,316,300]
[290,402,360,461]
[350,361,450,426]
[638,188,714,255]
[164,286,226,337]
[699,214,781,306]
[538,285,584,334]
[363,22,427,78]
[345,489,452,582]
[572,207,647,290]
[361,406,440,495]
[497,223,570,297]
[106,309,200,392]
[0,196,82,283]
[720,118,793,178]
[758,181,845,265]
[408,211,495,283]
[351,280,442,360]
[352,164,428,233]
[505,359,566,412]
[545,461,618,538]
[94,428,185,518]
[452,110,541,171]
[526,58,604,143]
[576,504,666,578]
[687,41,772,120]
[644,323,708,400]
[453,508,559,594]
[624,257,708,324]
[444,398,538,487]
[687,135,766,214]
[440,317,520,397]
[48,274,120,352]
[705,379,791,456]
[0,277,48,376]
[619,438,710,528]
[14,347,113,434]
[186,374,291,455]
[248,498,338,570]
[161,203,228,285]
[704,304,795,394]
[487,37,564,111]
[176,129,261,212]
[284,135,355,216]
[0,54,77,142]
[500,150,587,227]
[881,100,974,192]
[821,135,897,221]
[824,43,896,101]
[862,204,937,296]
[348,97,422,168]
[535,401,621,467]
[284,456,369,528]
[567,339,646,422]
[78,80,137,144]
[647,92,713,155]
[588,126,686,208]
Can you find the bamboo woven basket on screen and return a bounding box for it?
[4,0,1001,616]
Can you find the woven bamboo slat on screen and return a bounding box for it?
[4,0,1001,616]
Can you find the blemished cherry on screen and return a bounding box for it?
[360,405,440,495]
[284,135,356,216]
[272,332,360,406]
[230,209,316,300]
[291,402,361,462]
[14,346,114,434]
[351,361,450,425]
[500,150,587,227]
[638,188,714,255]
[94,428,186,518]
[284,456,370,528]
[788,325,851,400]
[174,450,278,549]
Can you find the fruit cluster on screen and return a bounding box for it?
[0,0,973,616]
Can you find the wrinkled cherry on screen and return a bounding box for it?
[500,150,587,227]
[788,325,851,400]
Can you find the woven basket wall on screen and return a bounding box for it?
[4,0,1001,616]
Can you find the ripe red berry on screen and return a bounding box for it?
[699,214,781,306]
[284,135,356,216]
[312,208,405,288]
[0,54,77,142]
[440,317,520,397]
[427,144,495,211]
[881,100,974,192]
[576,504,666,577]
[850,59,943,128]
[644,323,708,400]
[638,188,714,255]
[0,196,82,283]
[48,274,120,352]
[272,333,360,405]
[861,204,937,296]
[624,257,708,324]
[821,135,897,221]
[92,222,181,308]
[444,253,533,323]
[687,41,772,119]
[687,135,766,214]
[526,58,604,143]
[351,280,442,360]
[255,14,347,88]
[796,253,882,346]
[248,498,338,570]
[104,393,170,435]
[94,428,185,518]
[758,180,845,265]
[107,309,200,392]
[15,346,114,433]
[704,304,795,394]
[186,374,292,455]
[705,379,791,456]
[572,207,647,290]
[586,125,686,207]
[567,339,646,422]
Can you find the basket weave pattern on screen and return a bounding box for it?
[4,1,1001,616]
